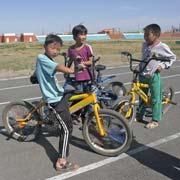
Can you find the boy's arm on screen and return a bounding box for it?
[82,44,93,66]
[56,64,74,74]
[158,44,176,69]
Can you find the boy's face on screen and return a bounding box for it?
[44,42,61,58]
[144,30,158,45]
[75,33,87,43]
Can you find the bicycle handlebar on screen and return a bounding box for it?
[93,56,101,63]
[121,51,171,73]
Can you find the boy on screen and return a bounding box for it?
[67,24,94,92]
[137,24,176,129]
[36,34,79,171]
[67,25,94,127]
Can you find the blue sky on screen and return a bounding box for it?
[0,0,180,34]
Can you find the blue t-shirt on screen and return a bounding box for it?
[36,54,64,103]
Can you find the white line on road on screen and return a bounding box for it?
[0,96,42,106]
[1,62,180,82]
[46,132,180,180]
[1,72,180,91]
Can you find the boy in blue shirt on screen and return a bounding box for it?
[36,34,79,171]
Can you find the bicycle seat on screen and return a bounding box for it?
[95,64,106,71]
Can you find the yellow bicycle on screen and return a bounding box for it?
[115,51,177,124]
[2,87,132,156]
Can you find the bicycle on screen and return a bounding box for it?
[2,79,132,156]
[115,51,177,125]
[62,52,126,109]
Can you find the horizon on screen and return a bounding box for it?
[0,0,180,34]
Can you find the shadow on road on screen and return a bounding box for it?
[34,133,58,167]
[70,135,93,153]
[128,139,180,180]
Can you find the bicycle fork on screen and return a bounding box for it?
[93,103,106,136]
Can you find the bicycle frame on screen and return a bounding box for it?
[127,82,150,105]
[16,92,106,136]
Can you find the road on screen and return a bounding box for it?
[0,61,180,180]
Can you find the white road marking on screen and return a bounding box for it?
[0,72,180,91]
[0,96,42,106]
[46,132,180,180]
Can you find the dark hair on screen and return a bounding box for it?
[44,34,63,46]
[143,24,161,37]
[72,24,88,38]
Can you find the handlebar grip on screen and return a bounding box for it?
[93,56,101,63]
[75,65,84,72]
[121,51,131,56]
[60,52,67,57]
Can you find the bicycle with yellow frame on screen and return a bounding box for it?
[115,51,177,125]
[2,83,132,156]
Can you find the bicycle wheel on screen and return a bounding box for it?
[162,86,174,115]
[83,109,132,156]
[101,81,126,108]
[114,100,135,125]
[105,81,126,97]
[2,101,40,141]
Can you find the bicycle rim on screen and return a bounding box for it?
[105,81,126,98]
[83,109,132,156]
[2,102,40,141]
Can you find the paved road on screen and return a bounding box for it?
[0,61,180,180]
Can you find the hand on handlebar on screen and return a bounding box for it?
[75,63,86,72]
[156,65,162,72]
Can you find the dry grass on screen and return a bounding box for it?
[0,39,179,78]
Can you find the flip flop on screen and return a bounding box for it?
[145,121,158,129]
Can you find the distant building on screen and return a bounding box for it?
[0,35,2,42]
[2,33,16,43]
[98,28,114,34]
[20,33,36,42]
[98,28,121,34]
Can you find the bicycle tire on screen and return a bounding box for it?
[114,100,136,125]
[100,81,126,108]
[162,86,174,115]
[2,101,40,141]
[82,109,132,156]
[104,81,126,98]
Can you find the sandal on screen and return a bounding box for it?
[145,121,158,129]
[56,161,79,171]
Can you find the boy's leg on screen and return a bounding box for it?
[150,73,162,121]
[53,96,73,158]
[50,95,77,171]
[145,73,162,129]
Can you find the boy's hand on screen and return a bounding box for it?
[75,64,86,72]
[157,65,162,72]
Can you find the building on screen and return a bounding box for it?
[20,33,36,42]
[2,33,16,43]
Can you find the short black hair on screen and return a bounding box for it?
[143,24,161,37]
[44,34,63,46]
[72,24,88,38]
